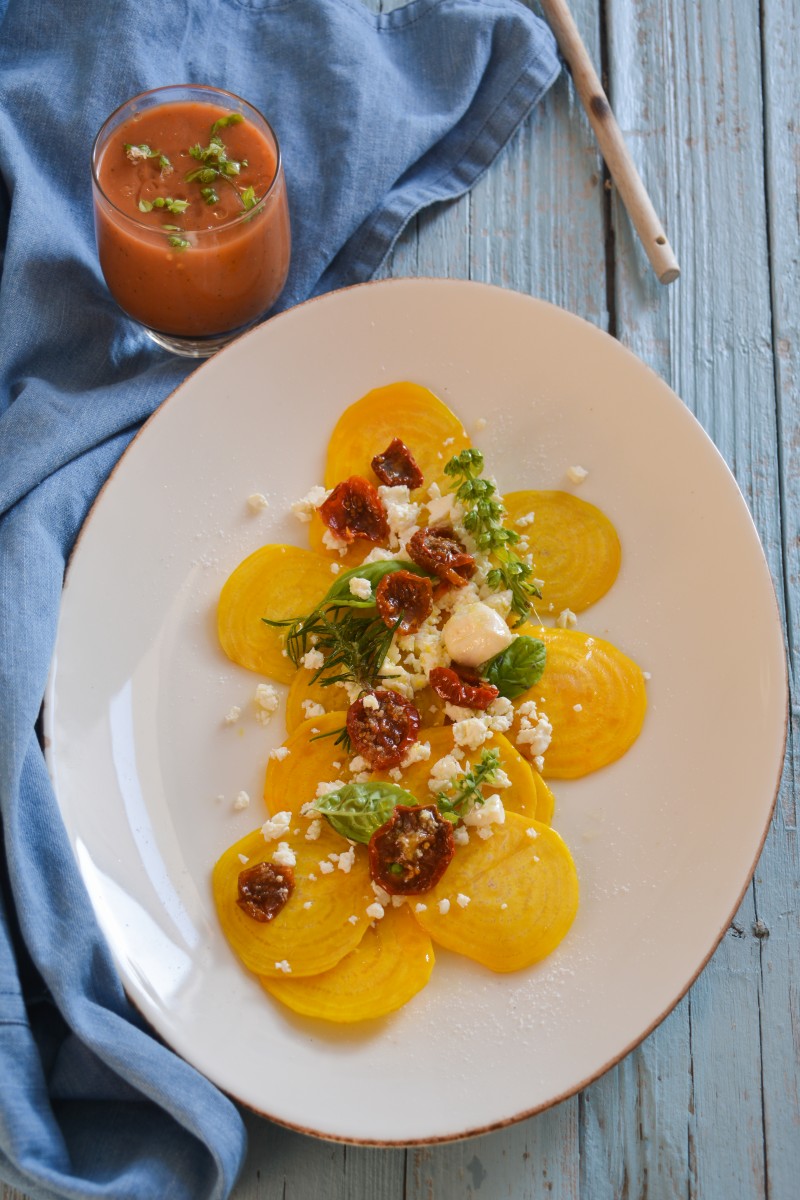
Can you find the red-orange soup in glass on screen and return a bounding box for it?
[92,85,291,356]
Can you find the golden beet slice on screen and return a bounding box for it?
[285,670,348,734]
[263,712,349,817]
[516,625,647,779]
[412,812,578,972]
[213,826,373,979]
[261,904,434,1022]
[218,545,334,683]
[324,381,471,493]
[502,490,621,614]
[533,771,556,825]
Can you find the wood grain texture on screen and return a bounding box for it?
[5,1,798,1199]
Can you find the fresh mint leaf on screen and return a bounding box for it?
[314,782,417,844]
[483,636,546,700]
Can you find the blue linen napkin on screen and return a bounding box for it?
[0,1,559,1196]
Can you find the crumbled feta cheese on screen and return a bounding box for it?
[318,860,335,875]
[377,484,420,550]
[366,902,385,920]
[442,601,513,667]
[567,464,588,484]
[464,793,505,830]
[427,754,463,792]
[272,842,296,868]
[269,745,290,761]
[255,683,279,714]
[303,901,313,910]
[315,779,345,798]
[438,898,451,915]
[361,693,380,711]
[515,511,535,528]
[274,960,292,974]
[453,825,470,846]
[401,740,431,768]
[526,827,539,839]
[349,755,370,774]
[456,893,471,908]
[486,695,515,733]
[299,801,316,817]
[477,827,494,840]
[557,608,577,629]
[300,648,325,670]
[224,705,242,725]
[237,852,249,865]
[425,493,455,525]
[500,902,508,910]
[573,703,583,712]
[233,791,250,811]
[330,562,341,574]
[516,710,553,756]
[361,546,396,564]
[291,485,329,522]
[305,819,322,841]
[371,881,391,905]
[414,903,428,913]
[389,767,403,782]
[348,576,373,601]
[302,699,326,719]
[452,716,492,750]
[262,810,292,840]
[247,492,269,512]
[643,671,652,680]
[322,528,348,554]
[337,846,355,874]
[348,914,359,925]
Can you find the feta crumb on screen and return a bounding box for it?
[255,683,279,714]
[456,893,471,908]
[389,767,403,782]
[557,608,577,629]
[567,464,588,484]
[322,528,348,554]
[414,903,428,913]
[427,753,463,792]
[371,881,391,906]
[464,793,506,828]
[305,819,322,841]
[515,511,535,528]
[303,901,313,910]
[269,745,290,762]
[477,827,494,839]
[247,492,269,512]
[366,902,385,920]
[262,810,292,840]
[453,825,470,846]
[291,485,328,522]
[643,671,652,680]
[337,846,356,874]
[315,779,345,798]
[233,791,250,811]
[573,703,583,712]
[452,716,492,750]
[501,902,508,910]
[349,755,370,773]
[272,842,296,868]
[274,960,292,974]
[237,852,249,865]
[302,699,326,719]
[348,914,359,925]
[308,873,317,882]
[318,860,335,875]
[348,576,373,601]
[361,693,380,710]
[300,648,325,671]
[516,710,553,757]
[330,562,341,574]
[224,705,242,725]
[526,827,539,839]
[401,739,431,768]
[438,898,451,915]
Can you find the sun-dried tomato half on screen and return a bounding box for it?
[317,476,390,544]
[346,688,421,770]
[369,804,455,895]
[371,437,425,490]
[375,569,433,634]
[236,861,295,923]
[428,666,499,710]
[407,527,476,588]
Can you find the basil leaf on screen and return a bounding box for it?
[322,559,431,608]
[314,782,417,844]
[483,635,546,699]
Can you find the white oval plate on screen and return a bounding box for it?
[45,279,787,1144]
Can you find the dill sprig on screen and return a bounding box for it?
[435,748,503,821]
[443,448,541,626]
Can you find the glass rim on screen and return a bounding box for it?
[91,83,283,235]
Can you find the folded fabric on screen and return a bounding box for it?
[0,1,559,1196]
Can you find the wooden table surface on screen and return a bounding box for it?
[5,1,798,1197]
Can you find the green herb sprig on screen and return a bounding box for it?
[124,143,172,173]
[435,748,503,822]
[138,196,189,214]
[184,114,257,211]
[443,448,541,625]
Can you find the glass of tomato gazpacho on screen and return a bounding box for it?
[92,84,291,356]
